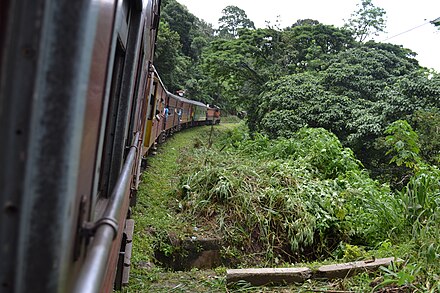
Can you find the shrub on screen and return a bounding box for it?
[178,127,400,263]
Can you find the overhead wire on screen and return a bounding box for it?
[381,19,434,42]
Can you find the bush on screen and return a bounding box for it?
[177,127,401,263]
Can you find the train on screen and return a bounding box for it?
[0,0,219,292]
[143,68,220,151]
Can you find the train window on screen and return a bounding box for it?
[128,43,145,141]
[96,0,142,198]
[122,0,131,24]
[119,0,130,47]
[156,93,163,115]
[98,39,126,197]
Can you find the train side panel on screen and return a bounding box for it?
[165,93,180,132]
[191,101,208,124]
[151,78,167,145]
[206,106,221,125]
[90,0,150,290]
[178,96,194,126]
[182,102,192,125]
[143,72,157,152]
[0,0,161,292]
[0,0,101,292]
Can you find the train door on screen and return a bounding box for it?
[143,78,158,151]
[177,99,183,129]
[128,37,146,150]
[90,0,143,290]
[154,85,166,144]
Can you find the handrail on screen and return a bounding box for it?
[72,132,140,293]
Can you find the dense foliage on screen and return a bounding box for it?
[157,1,439,139]
[217,5,255,39]
[174,124,440,290]
[155,0,214,98]
[178,127,399,263]
[254,45,440,170]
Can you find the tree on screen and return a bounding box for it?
[282,20,355,72]
[201,21,355,115]
[412,109,440,165]
[156,0,214,93]
[201,27,286,113]
[217,6,255,39]
[344,0,387,42]
[161,0,196,56]
[384,120,421,169]
[322,44,418,101]
[251,42,430,173]
[155,20,186,90]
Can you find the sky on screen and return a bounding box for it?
[176,0,440,71]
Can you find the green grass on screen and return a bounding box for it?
[124,124,236,292]
[219,115,242,123]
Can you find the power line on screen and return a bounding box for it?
[381,20,431,42]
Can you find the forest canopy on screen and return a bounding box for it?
[155,0,439,175]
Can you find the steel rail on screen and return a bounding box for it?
[72,132,140,293]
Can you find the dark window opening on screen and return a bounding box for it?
[98,39,126,197]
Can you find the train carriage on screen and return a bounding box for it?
[164,92,180,134]
[180,98,193,125]
[0,0,161,292]
[178,96,207,126]
[206,105,221,125]
[0,0,219,292]
[143,69,167,152]
[192,101,209,124]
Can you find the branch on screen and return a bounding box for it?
[239,61,266,83]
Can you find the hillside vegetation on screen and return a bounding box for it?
[128,0,440,291]
[127,123,439,291]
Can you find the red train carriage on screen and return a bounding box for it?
[206,105,221,125]
[180,96,193,125]
[168,93,185,131]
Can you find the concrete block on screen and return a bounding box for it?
[226,267,312,286]
[317,257,397,279]
[155,237,223,270]
[122,219,135,285]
